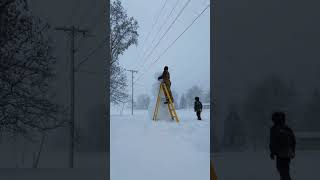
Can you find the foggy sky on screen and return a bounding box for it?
[119,0,210,99]
[214,0,320,138]
[29,0,107,111]
[27,0,108,153]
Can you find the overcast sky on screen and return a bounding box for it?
[119,0,210,99]
[29,0,108,126]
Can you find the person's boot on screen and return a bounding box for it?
[164,98,173,104]
[164,99,169,104]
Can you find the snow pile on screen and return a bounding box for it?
[111,109,210,180]
[147,78,172,121]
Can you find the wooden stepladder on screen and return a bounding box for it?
[153,82,179,123]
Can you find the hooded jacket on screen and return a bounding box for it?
[269,124,296,158]
[158,70,171,84]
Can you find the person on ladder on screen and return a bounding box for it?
[158,66,174,104]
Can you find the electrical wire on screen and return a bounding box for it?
[134,3,210,83]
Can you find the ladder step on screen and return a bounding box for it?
[154,82,179,123]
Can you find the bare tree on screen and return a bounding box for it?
[179,94,187,109]
[110,61,128,104]
[243,76,296,150]
[0,0,66,141]
[186,85,204,107]
[223,104,245,149]
[203,90,210,103]
[110,0,139,104]
[136,94,151,109]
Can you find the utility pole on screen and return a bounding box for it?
[126,69,138,115]
[55,26,89,168]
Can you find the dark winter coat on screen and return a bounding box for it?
[158,70,171,84]
[269,125,296,158]
[194,100,203,112]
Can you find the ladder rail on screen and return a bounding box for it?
[153,84,162,121]
[170,103,179,122]
[152,82,179,123]
[161,82,179,123]
[154,95,160,121]
[162,83,174,120]
[162,84,175,120]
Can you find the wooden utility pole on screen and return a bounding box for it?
[55,26,89,168]
[126,69,138,115]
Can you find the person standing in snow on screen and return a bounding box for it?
[269,111,296,180]
[194,97,203,120]
[158,66,174,104]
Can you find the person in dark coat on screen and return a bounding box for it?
[269,111,296,180]
[194,97,203,120]
[158,66,174,104]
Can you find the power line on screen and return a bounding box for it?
[134,0,181,70]
[150,4,210,66]
[134,4,210,83]
[77,69,104,76]
[139,0,169,52]
[75,38,107,70]
[148,0,181,49]
[127,0,169,69]
[135,0,192,74]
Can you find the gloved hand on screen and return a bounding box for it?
[270,153,275,160]
[158,77,161,80]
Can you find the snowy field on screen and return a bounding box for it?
[213,151,320,180]
[110,108,210,180]
[0,169,107,180]
[0,150,107,168]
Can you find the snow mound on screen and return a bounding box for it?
[147,75,172,121]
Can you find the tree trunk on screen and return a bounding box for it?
[32,133,46,168]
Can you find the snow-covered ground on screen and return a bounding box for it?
[111,106,320,179]
[0,150,107,168]
[213,151,320,179]
[110,108,210,180]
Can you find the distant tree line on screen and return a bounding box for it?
[134,85,210,110]
[178,85,210,109]
[222,75,320,151]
